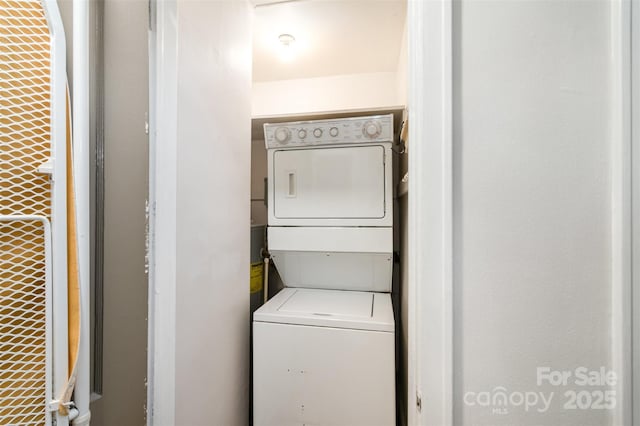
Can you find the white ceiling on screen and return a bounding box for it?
[252,0,407,82]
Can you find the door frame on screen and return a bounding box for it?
[147,1,640,425]
[612,1,634,425]
[407,0,454,425]
[145,0,455,424]
[406,3,639,426]
[147,0,179,424]
[631,0,640,423]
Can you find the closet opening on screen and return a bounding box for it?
[248,1,409,423]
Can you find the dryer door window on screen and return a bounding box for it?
[273,145,386,219]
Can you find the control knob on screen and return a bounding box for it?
[298,129,307,139]
[313,128,323,138]
[329,127,339,137]
[274,127,291,144]
[362,120,382,139]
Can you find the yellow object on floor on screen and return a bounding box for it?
[250,262,264,294]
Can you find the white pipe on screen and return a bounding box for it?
[263,257,270,304]
[72,0,91,424]
[42,2,70,424]
[67,408,79,421]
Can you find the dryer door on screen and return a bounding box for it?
[272,145,386,219]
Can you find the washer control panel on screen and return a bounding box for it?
[264,114,393,149]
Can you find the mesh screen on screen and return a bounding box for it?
[0,0,52,424]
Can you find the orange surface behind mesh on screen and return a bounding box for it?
[0,1,52,424]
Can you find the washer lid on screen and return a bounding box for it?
[254,288,394,332]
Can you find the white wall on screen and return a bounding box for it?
[59,0,154,423]
[174,1,251,424]
[91,1,149,424]
[452,1,613,425]
[396,19,408,107]
[57,0,149,423]
[633,3,640,422]
[252,71,402,117]
[150,0,252,424]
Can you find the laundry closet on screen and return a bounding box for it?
[248,1,409,424]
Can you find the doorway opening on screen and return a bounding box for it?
[248,1,409,424]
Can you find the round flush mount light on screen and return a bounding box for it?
[278,34,296,62]
[278,33,295,46]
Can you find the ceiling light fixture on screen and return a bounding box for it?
[278,33,295,45]
[278,33,296,62]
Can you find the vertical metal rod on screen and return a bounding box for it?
[93,0,106,396]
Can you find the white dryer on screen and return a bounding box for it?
[253,114,395,426]
[266,115,393,228]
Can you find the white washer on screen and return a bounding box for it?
[253,288,395,426]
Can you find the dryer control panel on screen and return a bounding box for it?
[264,114,393,149]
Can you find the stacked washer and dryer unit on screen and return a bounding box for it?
[253,114,396,425]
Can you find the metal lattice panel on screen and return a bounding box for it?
[0,0,52,424]
[0,220,47,425]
